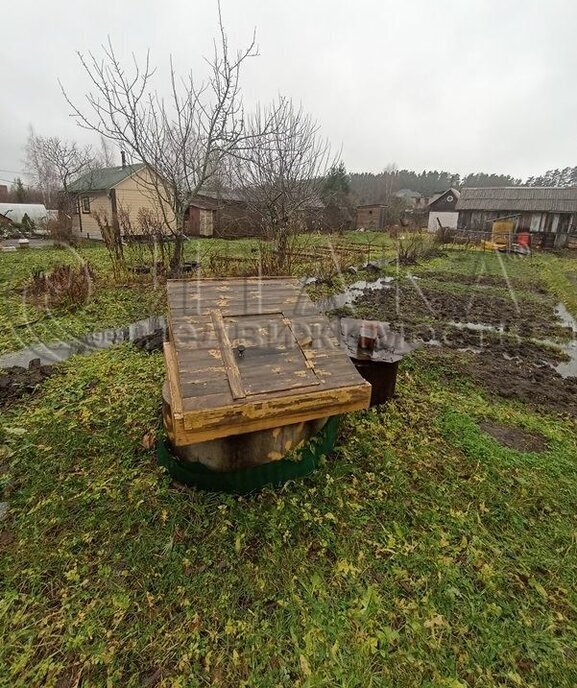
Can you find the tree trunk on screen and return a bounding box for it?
[169,209,187,276]
[170,232,184,275]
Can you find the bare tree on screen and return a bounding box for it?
[231,97,333,252]
[98,135,116,167]
[381,163,398,202]
[61,3,268,271]
[24,129,96,209]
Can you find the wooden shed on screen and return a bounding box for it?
[457,187,577,248]
[162,277,371,470]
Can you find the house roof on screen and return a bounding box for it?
[193,188,325,210]
[68,164,146,193]
[456,187,577,213]
[395,188,422,199]
[428,187,460,208]
[0,203,50,223]
[188,194,221,211]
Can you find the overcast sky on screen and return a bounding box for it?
[1,0,577,186]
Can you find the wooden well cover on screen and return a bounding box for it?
[164,278,371,445]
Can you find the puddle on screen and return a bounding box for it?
[555,340,577,378]
[448,321,505,334]
[0,315,166,369]
[551,304,577,378]
[556,303,577,334]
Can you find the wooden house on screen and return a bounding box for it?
[427,188,460,231]
[68,163,174,240]
[457,187,577,248]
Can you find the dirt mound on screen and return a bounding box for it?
[133,328,166,353]
[479,420,548,453]
[0,360,57,408]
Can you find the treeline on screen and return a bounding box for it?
[349,169,522,205]
[526,167,577,187]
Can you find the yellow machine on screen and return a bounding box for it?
[481,219,516,251]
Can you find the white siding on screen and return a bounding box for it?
[427,211,459,232]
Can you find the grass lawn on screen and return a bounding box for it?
[1,237,577,686]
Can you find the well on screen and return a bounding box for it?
[160,277,371,489]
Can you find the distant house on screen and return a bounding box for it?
[0,203,55,227]
[427,188,460,231]
[188,190,329,238]
[68,163,174,240]
[356,204,388,230]
[394,188,424,208]
[456,187,577,248]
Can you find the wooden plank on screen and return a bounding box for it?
[163,341,184,419]
[210,309,246,401]
[238,351,319,395]
[170,384,371,445]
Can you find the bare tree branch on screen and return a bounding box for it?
[60,1,264,270]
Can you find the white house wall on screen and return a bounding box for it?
[427,211,459,232]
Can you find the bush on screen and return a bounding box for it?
[27,263,95,310]
[397,234,444,265]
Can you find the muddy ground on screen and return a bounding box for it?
[0,362,57,408]
[351,274,577,418]
[479,420,548,453]
[354,280,570,340]
[462,351,577,417]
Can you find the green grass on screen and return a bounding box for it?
[1,239,577,686]
[0,233,398,354]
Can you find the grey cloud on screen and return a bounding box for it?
[1,0,576,182]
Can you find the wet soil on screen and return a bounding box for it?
[479,421,548,453]
[355,282,571,340]
[419,270,549,294]
[415,325,569,363]
[133,328,166,353]
[0,360,58,408]
[347,274,577,417]
[460,351,577,417]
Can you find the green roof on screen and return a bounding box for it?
[68,164,146,192]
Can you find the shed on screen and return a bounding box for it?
[427,188,460,231]
[456,187,577,247]
[356,204,388,230]
[162,277,371,456]
[186,196,217,237]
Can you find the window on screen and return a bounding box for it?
[81,196,91,213]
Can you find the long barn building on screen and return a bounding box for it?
[457,187,577,248]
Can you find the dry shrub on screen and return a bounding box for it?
[207,252,259,277]
[28,263,95,310]
[397,234,444,265]
[46,218,73,245]
[434,225,457,245]
[94,210,125,277]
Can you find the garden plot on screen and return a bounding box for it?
[339,255,577,416]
